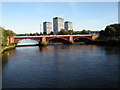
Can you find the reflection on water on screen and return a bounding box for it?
[2,45,119,88]
[2,49,15,70]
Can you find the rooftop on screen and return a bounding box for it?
[43,21,52,24]
[53,17,64,20]
[65,21,72,23]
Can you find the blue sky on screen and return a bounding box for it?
[2,2,118,34]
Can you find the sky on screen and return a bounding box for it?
[1,2,118,34]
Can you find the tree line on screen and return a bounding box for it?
[43,29,91,35]
[100,24,120,37]
[16,32,40,36]
[99,24,120,41]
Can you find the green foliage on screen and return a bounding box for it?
[105,26,116,37]
[0,27,16,46]
[100,24,120,38]
[43,32,47,35]
[73,31,81,34]
[68,30,74,35]
[57,29,91,35]
[16,32,40,36]
[48,31,54,35]
[58,29,68,35]
[0,27,7,45]
[81,29,91,34]
[5,30,16,36]
[81,29,87,34]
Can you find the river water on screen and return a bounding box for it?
[2,44,120,88]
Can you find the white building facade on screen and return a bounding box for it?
[64,21,73,31]
[43,22,52,34]
[53,17,64,34]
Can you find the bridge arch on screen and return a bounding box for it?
[73,36,92,42]
[14,38,41,44]
[16,39,40,45]
[47,37,68,42]
[47,37,70,44]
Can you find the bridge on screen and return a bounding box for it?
[7,34,99,45]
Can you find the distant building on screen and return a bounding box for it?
[53,17,64,34]
[90,31,100,34]
[43,22,52,34]
[64,21,73,31]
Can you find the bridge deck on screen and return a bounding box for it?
[14,34,92,38]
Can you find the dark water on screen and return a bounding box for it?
[2,45,120,88]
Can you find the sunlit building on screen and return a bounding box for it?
[53,17,64,34]
[43,22,52,34]
[64,21,73,31]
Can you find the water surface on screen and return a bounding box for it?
[2,45,119,88]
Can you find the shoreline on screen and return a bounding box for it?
[0,45,16,54]
[1,40,120,53]
[85,40,120,46]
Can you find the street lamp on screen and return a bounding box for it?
[40,24,42,35]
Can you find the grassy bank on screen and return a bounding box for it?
[0,45,16,53]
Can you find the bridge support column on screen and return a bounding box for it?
[92,34,99,40]
[7,36,15,45]
[69,36,74,44]
[41,37,47,46]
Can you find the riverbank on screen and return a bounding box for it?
[85,40,120,46]
[1,40,120,53]
[0,45,16,53]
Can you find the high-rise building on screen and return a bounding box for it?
[64,21,73,31]
[53,17,64,34]
[43,22,52,34]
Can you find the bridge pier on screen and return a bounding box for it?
[40,37,47,46]
[91,34,99,40]
[69,36,74,44]
[7,36,15,45]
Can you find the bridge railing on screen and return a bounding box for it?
[14,34,92,38]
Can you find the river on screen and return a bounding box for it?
[2,44,120,88]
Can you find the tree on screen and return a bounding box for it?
[40,32,42,35]
[5,29,16,36]
[87,30,91,33]
[73,31,81,35]
[0,27,16,45]
[99,24,120,40]
[68,30,74,35]
[48,31,54,35]
[110,24,120,37]
[105,26,116,37]
[43,32,47,35]
[58,29,68,35]
[81,29,88,34]
[99,30,105,36]
[30,33,33,36]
